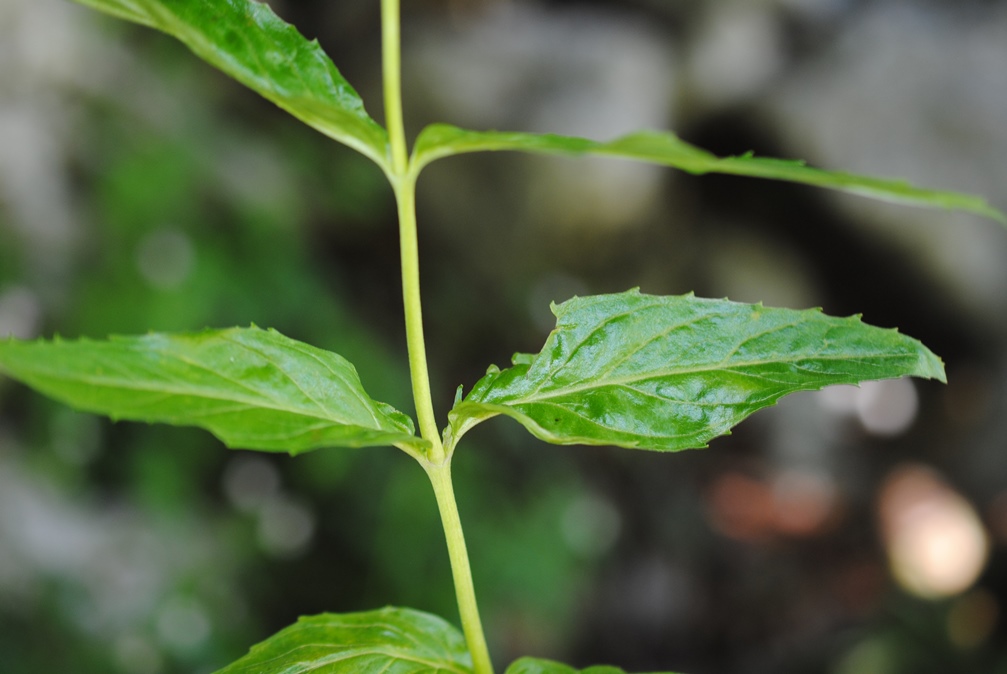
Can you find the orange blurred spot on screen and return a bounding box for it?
[772,470,838,536]
[707,469,839,541]
[707,471,776,541]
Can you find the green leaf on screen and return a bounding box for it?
[73,0,389,166]
[412,124,1005,224]
[506,657,682,674]
[215,607,473,674]
[447,290,945,452]
[0,327,427,455]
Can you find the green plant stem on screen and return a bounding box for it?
[380,0,440,452]
[381,0,408,174]
[425,459,495,674]
[379,1,492,672]
[393,177,442,455]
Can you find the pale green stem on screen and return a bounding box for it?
[425,459,495,674]
[380,2,493,673]
[381,0,408,175]
[381,0,440,451]
[393,176,443,455]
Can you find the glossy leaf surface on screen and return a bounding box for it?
[413,124,1004,224]
[73,0,389,166]
[0,328,426,455]
[507,658,680,674]
[215,607,473,674]
[448,290,945,452]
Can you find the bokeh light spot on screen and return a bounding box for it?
[222,456,280,514]
[257,496,315,559]
[878,464,989,599]
[856,378,918,436]
[816,379,918,437]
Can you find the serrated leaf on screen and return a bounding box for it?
[73,0,389,166]
[506,657,681,674]
[215,607,473,674]
[412,124,1005,224]
[447,290,945,452]
[0,327,426,455]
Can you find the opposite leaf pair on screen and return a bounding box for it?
[0,290,946,463]
[74,0,1005,222]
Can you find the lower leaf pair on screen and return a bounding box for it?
[215,606,681,674]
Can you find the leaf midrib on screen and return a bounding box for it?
[530,303,812,399]
[499,350,915,406]
[15,355,398,432]
[28,368,390,427]
[241,615,471,674]
[246,645,468,674]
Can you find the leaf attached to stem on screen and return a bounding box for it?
[0,327,427,456]
[448,290,945,453]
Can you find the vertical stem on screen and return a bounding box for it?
[379,3,492,673]
[381,0,440,451]
[394,177,443,454]
[381,0,408,174]
[426,460,495,674]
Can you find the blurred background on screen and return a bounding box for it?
[2,0,1007,672]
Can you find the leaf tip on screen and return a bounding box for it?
[919,350,947,384]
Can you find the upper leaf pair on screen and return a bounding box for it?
[73,0,1004,223]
